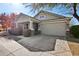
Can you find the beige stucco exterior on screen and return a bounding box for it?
[35,11,69,36]
[39,19,67,36]
[15,11,70,36]
[35,11,65,20]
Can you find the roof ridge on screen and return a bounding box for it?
[34,10,66,18]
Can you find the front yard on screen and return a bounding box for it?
[0,33,72,56]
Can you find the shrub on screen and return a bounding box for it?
[70,25,79,38]
[23,29,32,37]
[8,27,22,35]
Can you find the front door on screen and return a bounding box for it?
[33,22,39,35]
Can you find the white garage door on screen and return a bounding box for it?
[40,21,67,36]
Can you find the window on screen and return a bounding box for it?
[40,15,46,19]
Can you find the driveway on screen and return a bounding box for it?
[0,34,72,56]
[17,35,56,51]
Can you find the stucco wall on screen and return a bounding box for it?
[16,15,34,30]
[16,15,31,23]
[40,20,67,36]
[35,12,63,20]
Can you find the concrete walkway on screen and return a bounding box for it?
[0,36,72,56]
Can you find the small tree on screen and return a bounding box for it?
[0,13,16,31]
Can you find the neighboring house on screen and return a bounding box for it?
[34,10,71,36]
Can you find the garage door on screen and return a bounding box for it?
[40,21,66,36]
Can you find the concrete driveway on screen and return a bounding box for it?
[17,35,56,51]
[0,34,72,56]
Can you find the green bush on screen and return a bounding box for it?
[70,25,79,38]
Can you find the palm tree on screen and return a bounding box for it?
[23,3,79,21]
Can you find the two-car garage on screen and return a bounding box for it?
[40,19,67,36]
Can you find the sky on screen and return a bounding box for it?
[0,3,40,17]
[0,3,72,17]
[0,3,79,26]
[0,3,25,14]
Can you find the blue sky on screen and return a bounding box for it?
[0,3,79,26]
[0,3,72,17]
[0,3,40,17]
[0,3,32,15]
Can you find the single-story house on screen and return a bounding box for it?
[15,11,71,36]
[34,10,71,36]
